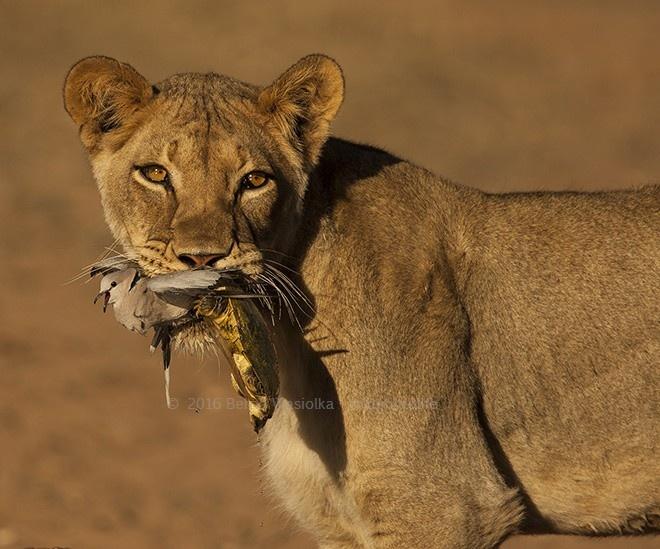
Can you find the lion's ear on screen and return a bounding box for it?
[258,54,344,171]
[63,56,154,150]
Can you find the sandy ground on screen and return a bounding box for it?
[0,1,658,548]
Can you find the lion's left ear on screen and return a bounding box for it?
[258,54,344,171]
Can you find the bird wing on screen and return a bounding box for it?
[145,270,226,294]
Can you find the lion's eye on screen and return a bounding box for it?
[139,165,169,184]
[241,171,271,190]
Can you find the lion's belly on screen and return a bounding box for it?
[487,398,659,533]
[472,303,659,533]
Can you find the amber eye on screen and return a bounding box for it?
[139,165,169,184]
[241,171,271,190]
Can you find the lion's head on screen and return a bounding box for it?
[63,55,344,280]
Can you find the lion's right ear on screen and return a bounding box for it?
[63,56,154,150]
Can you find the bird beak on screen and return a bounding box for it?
[93,290,111,313]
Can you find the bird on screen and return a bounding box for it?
[90,258,280,429]
[92,258,242,333]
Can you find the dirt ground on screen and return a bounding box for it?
[0,1,658,548]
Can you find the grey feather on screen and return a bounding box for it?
[90,258,140,277]
[95,268,190,334]
[145,270,226,294]
[92,262,243,334]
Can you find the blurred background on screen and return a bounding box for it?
[0,1,658,548]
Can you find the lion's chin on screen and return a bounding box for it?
[171,318,221,357]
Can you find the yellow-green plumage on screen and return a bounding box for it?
[195,297,279,431]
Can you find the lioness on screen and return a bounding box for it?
[63,55,659,548]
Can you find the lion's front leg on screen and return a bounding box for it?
[262,399,524,549]
[341,468,524,549]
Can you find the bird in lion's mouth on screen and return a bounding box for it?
[89,255,296,432]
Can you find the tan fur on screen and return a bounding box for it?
[64,55,659,548]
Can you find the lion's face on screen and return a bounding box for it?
[64,56,344,280]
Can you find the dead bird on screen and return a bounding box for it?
[92,259,279,431]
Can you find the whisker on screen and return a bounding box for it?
[63,255,132,285]
[264,267,310,314]
[75,253,126,272]
[259,248,298,261]
[104,246,131,259]
[258,271,307,332]
[257,272,304,331]
[249,281,276,323]
[262,268,345,347]
[256,273,285,321]
[264,263,315,313]
[261,257,301,276]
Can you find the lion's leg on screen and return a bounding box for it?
[318,542,363,549]
[345,477,523,549]
[338,398,526,548]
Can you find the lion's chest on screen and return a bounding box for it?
[259,399,372,545]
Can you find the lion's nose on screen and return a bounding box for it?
[177,253,225,269]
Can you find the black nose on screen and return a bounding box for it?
[177,253,225,268]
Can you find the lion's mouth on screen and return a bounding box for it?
[90,257,281,346]
[92,256,263,320]
[90,248,311,346]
